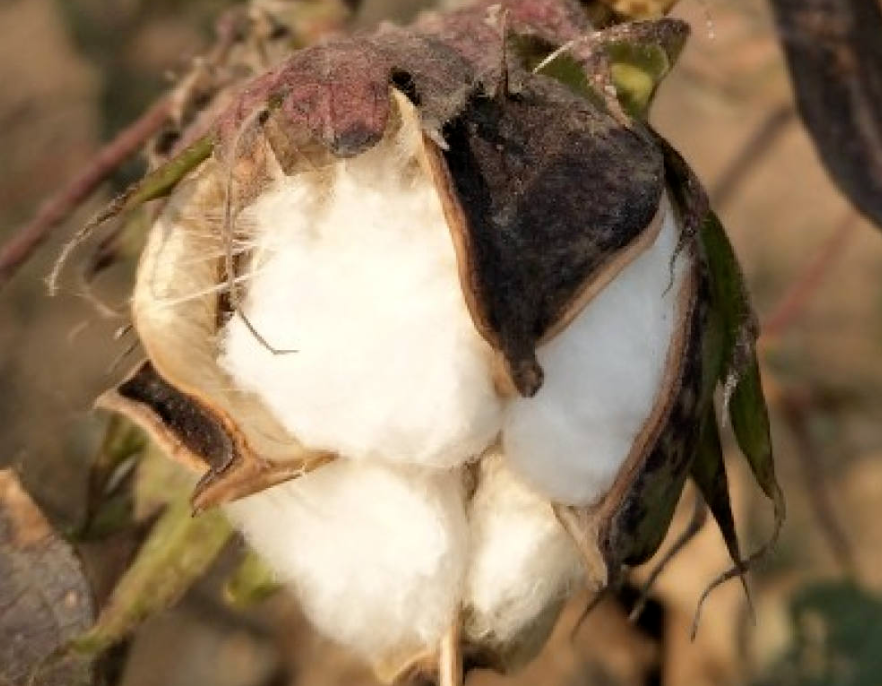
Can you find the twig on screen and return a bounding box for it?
[709,104,795,209]
[0,97,171,291]
[763,212,858,338]
[629,493,708,623]
[778,389,856,575]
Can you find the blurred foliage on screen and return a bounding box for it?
[756,581,882,686]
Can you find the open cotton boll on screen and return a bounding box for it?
[218,95,502,469]
[464,451,583,663]
[503,193,689,506]
[225,460,468,663]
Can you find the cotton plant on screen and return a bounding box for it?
[61,0,783,683]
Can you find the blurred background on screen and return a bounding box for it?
[1,0,881,684]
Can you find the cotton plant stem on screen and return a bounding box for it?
[0,97,171,291]
[778,389,856,576]
[439,618,463,686]
[762,212,858,339]
[709,104,795,210]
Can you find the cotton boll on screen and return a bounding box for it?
[464,451,583,665]
[225,460,468,663]
[219,96,502,469]
[503,194,689,506]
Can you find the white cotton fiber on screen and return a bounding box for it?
[218,96,502,468]
[502,194,688,506]
[225,460,468,661]
[464,451,583,655]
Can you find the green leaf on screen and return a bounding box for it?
[756,581,882,686]
[607,42,673,117]
[78,416,147,540]
[224,551,281,608]
[691,410,744,576]
[89,135,214,232]
[701,213,784,512]
[700,213,756,378]
[71,495,231,656]
[695,213,785,635]
[49,135,215,295]
[689,408,753,637]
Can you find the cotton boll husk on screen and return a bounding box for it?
[131,161,303,463]
[224,460,469,666]
[218,93,502,469]
[503,193,690,506]
[464,451,584,668]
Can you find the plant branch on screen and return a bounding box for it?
[0,96,171,291]
[763,212,858,338]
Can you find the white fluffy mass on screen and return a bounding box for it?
[464,451,583,650]
[503,194,687,506]
[204,90,693,674]
[225,460,468,661]
[218,100,502,468]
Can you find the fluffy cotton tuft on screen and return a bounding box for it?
[225,461,468,661]
[218,100,502,469]
[502,194,687,505]
[464,451,583,655]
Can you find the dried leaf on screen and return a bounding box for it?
[71,496,231,656]
[0,470,95,686]
[770,0,882,230]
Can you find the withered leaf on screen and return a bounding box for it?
[770,0,882,230]
[0,470,95,686]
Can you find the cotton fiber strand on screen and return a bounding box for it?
[219,98,502,469]
[464,452,584,655]
[225,460,468,661]
[503,194,687,505]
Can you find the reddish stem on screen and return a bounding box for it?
[0,96,171,291]
[763,212,858,338]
